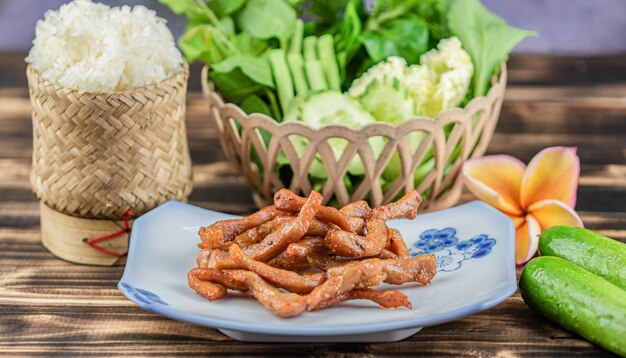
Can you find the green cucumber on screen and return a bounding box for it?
[539,226,626,291]
[283,91,383,176]
[284,91,375,129]
[519,256,626,356]
[357,76,416,125]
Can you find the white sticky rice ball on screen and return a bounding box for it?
[26,0,183,93]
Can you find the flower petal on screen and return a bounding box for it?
[462,155,526,215]
[520,146,580,209]
[506,214,525,229]
[528,199,584,230]
[515,214,541,265]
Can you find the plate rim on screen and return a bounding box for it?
[119,200,517,336]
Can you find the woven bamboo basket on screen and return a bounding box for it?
[27,63,193,265]
[203,65,506,211]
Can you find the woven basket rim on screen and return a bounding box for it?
[26,61,189,96]
[201,64,507,135]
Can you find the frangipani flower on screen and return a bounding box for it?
[461,147,583,265]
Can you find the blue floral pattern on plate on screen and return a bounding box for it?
[412,227,458,253]
[119,282,168,305]
[456,234,497,259]
[410,228,497,272]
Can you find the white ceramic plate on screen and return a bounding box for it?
[119,201,517,342]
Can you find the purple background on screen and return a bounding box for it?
[1,0,625,54]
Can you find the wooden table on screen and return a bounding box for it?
[1,53,624,356]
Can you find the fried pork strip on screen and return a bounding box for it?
[387,228,409,258]
[306,259,385,311]
[306,251,347,271]
[306,253,437,286]
[268,236,325,271]
[188,275,227,301]
[284,236,324,257]
[198,206,282,249]
[274,216,329,237]
[367,189,422,221]
[228,270,308,318]
[381,255,437,285]
[245,190,322,262]
[198,191,323,269]
[274,189,357,232]
[340,200,371,218]
[325,218,389,258]
[189,268,411,316]
[229,244,326,294]
[197,249,238,269]
[315,288,412,310]
[232,219,276,248]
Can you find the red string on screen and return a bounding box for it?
[84,210,133,257]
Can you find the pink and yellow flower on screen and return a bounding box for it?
[461,146,583,265]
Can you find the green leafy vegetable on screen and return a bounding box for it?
[333,0,362,58]
[237,0,296,45]
[240,94,272,117]
[362,16,429,65]
[332,0,362,84]
[218,16,235,37]
[210,68,263,103]
[159,0,213,21]
[230,33,267,56]
[308,0,351,23]
[210,0,246,17]
[448,0,536,96]
[178,25,232,64]
[212,55,275,88]
[367,0,428,30]
[413,0,450,45]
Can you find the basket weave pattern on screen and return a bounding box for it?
[27,64,193,219]
[203,66,506,211]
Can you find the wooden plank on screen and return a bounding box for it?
[507,54,626,85]
[0,297,615,357]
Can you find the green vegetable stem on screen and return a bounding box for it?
[317,35,341,91]
[287,53,309,96]
[269,49,295,113]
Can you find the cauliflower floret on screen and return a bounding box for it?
[419,36,473,117]
[348,37,473,120]
[403,65,435,117]
[348,56,406,97]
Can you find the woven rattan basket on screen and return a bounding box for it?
[203,65,506,211]
[27,63,193,264]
